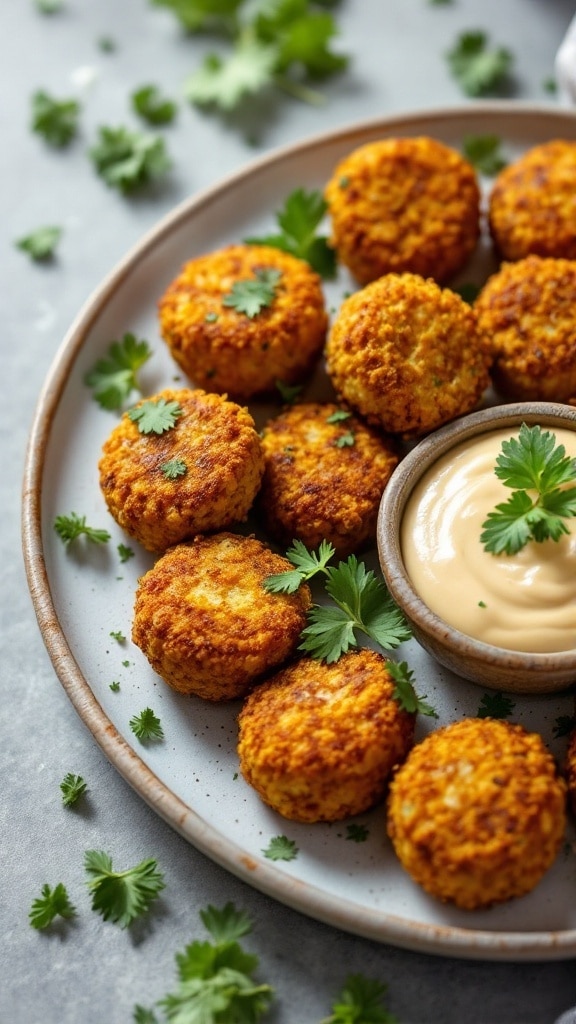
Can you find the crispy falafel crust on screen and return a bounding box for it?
[237,649,416,823]
[565,726,576,816]
[158,244,328,399]
[474,255,576,401]
[387,717,567,910]
[132,533,312,701]
[325,273,492,438]
[98,388,264,553]
[258,402,399,557]
[489,140,576,261]
[324,136,480,286]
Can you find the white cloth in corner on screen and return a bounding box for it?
[555,12,576,103]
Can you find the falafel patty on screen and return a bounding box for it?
[325,273,492,438]
[387,717,567,910]
[564,725,576,817]
[258,402,399,557]
[132,533,312,701]
[474,255,576,401]
[98,388,264,552]
[237,649,416,823]
[158,244,328,399]
[324,136,480,286]
[488,140,576,261]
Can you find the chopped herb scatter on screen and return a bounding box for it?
[481,424,576,555]
[60,773,88,807]
[275,380,303,404]
[31,89,80,146]
[109,630,125,642]
[387,660,438,718]
[345,823,369,843]
[447,30,513,97]
[29,883,76,929]
[554,715,576,738]
[54,513,111,546]
[16,225,62,261]
[245,188,336,278]
[322,973,399,1024]
[109,681,121,692]
[462,134,507,175]
[454,281,480,304]
[118,543,135,563]
[334,431,355,448]
[85,333,152,410]
[477,691,516,719]
[161,458,187,479]
[84,850,165,928]
[326,410,351,424]
[262,835,299,861]
[89,126,171,193]
[35,0,65,11]
[128,398,183,434]
[222,267,282,318]
[129,707,164,742]
[132,84,177,125]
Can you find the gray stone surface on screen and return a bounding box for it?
[4,0,576,1021]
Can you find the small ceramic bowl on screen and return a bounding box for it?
[377,402,576,694]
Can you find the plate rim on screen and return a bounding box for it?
[21,100,576,961]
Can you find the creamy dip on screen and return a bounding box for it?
[401,426,576,653]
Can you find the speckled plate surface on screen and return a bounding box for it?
[22,103,576,961]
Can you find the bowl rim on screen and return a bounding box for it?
[377,401,576,669]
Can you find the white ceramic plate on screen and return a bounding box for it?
[22,103,576,961]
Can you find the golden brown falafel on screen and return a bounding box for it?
[324,136,480,286]
[237,649,416,823]
[488,140,576,261]
[157,244,328,400]
[258,402,399,557]
[132,532,312,701]
[564,725,576,816]
[474,255,576,401]
[325,273,492,438]
[98,388,264,553]
[387,717,567,910]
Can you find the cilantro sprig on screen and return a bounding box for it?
[15,225,62,261]
[461,134,507,176]
[31,89,81,147]
[89,125,172,193]
[54,512,111,546]
[262,835,299,861]
[245,188,336,278]
[447,30,513,97]
[264,540,412,664]
[131,84,178,125]
[387,661,438,719]
[60,773,88,807]
[29,883,76,930]
[321,974,399,1024]
[84,850,165,928]
[129,707,164,742]
[477,691,516,720]
[481,424,576,555]
[85,334,153,410]
[128,398,183,434]
[222,267,282,317]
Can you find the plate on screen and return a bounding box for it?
[22,102,576,961]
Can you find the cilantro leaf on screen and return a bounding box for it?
[89,126,172,193]
[481,424,576,554]
[553,714,576,739]
[84,850,165,928]
[150,0,243,33]
[275,379,304,404]
[322,974,398,1024]
[326,410,351,424]
[85,334,153,410]
[129,707,164,741]
[334,432,355,448]
[31,89,80,146]
[199,902,253,945]
[118,543,135,563]
[263,538,336,593]
[245,188,336,277]
[222,266,282,317]
[477,691,516,719]
[462,134,507,175]
[345,823,369,842]
[262,835,299,861]
[387,661,438,718]
[133,1007,159,1024]
[15,225,62,261]
[128,397,183,434]
[54,512,111,546]
[132,84,177,125]
[60,772,88,807]
[161,458,187,479]
[255,4,348,80]
[447,30,513,97]
[185,36,278,111]
[29,882,76,930]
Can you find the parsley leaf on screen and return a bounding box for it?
[85,334,153,410]
[387,660,438,718]
[185,35,278,111]
[462,134,507,175]
[262,835,299,861]
[133,1008,159,1024]
[31,89,80,146]
[264,538,336,594]
[345,823,369,843]
[128,397,183,434]
[132,84,177,125]
[245,188,336,278]
[29,882,76,930]
[157,902,273,1023]
[481,424,576,555]
[334,431,355,448]
[89,126,171,193]
[150,0,243,33]
[161,458,187,479]
[60,772,88,807]
[477,691,516,719]
[447,30,513,97]
[85,850,165,928]
[54,512,111,546]
[322,974,398,1024]
[222,267,282,317]
[15,225,62,261]
[118,543,135,563]
[129,707,164,741]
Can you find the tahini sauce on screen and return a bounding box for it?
[401,426,576,653]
